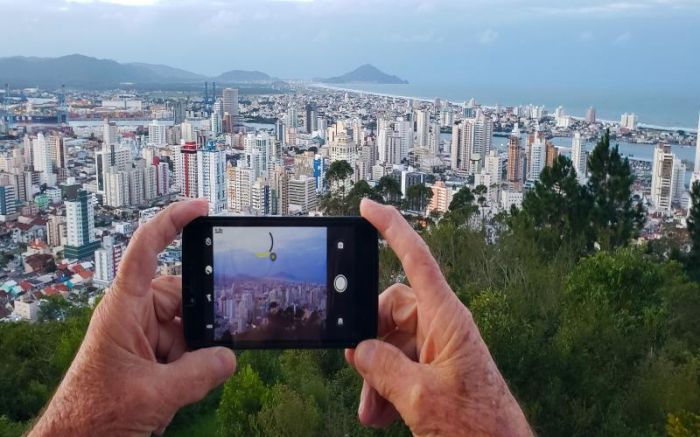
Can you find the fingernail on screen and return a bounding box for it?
[354,341,376,373]
[214,348,236,377]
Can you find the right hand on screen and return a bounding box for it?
[345,199,532,436]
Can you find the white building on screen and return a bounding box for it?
[651,144,683,213]
[288,175,318,214]
[148,120,169,147]
[571,132,588,183]
[197,145,227,214]
[94,235,125,287]
[621,113,638,131]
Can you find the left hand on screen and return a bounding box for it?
[30,199,237,436]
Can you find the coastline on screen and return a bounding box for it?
[308,83,698,133]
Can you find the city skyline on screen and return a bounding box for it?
[0,0,698,92]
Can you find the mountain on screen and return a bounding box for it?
[216,70,273,83]
[128,62,206,82]
[0,54,274,88]
[320,64,408,85]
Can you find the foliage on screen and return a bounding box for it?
[375,176,402,206]
[686,181,700,280]
[587,130,645,249]
[402,183,433,214]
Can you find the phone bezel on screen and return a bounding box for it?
[182,216,379,350]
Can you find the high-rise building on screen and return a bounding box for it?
[286,104,299,130]
[64,190,100,259]
[0,185,17,218]
[430,121,441,155]
[181,121,196,143]
[484,150,502,184]
[47,135,67,169]
[227,163,252,213]
[415,109,429,148]
[450,112,493,174]
[197,143,227,214]
[288,175,318,214]
[175,142,198,198]
[426,181,454,215]
[586,107,597,124]
[222,88,239,119]
[156,161,170,197]
[571,132,587,182]
[250,178,270,215]
[621,113,638,131]
[651,144,683,213]
[507,127,522,185]
[148,120,169,147]
[32,133,55,186]
[528,139,546,181]
[270,164,289,216]
[103,119,119,147]
[104,170,129,208]
[46,214,65,248]
[690,115,700,207]
[94,235,125,287]
[305,103,317,134]
[545,142,559,168]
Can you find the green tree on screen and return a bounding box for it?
[587,130,644,250]
[324,160,353,198]
[375,175,402,206]
[445,186,477,225]
[217,365,268,437]
[345,180,382,216]
[403,183,433,214]
[685,181,700,280]
[518,155,593,255]
[252,385,322,437]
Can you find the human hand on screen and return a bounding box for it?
[345,199,532,436]
[31,199,236,436]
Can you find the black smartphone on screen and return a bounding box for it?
[182,216,379,350]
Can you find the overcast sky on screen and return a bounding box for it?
[0,0,698,88]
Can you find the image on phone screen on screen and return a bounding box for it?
[212,226,327,342]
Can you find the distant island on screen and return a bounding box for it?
[0,54,276,88]
[319,64,408,85]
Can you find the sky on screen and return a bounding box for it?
[213,227,327,283]
[0,0,698,88]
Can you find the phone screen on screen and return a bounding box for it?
[212,226,328,343]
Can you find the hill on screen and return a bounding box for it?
[320,64,408,84]
[216,70,273,83]
[0,54,274,88]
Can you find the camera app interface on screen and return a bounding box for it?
[212,227,328,342]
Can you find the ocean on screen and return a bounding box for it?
[325,82,700,131]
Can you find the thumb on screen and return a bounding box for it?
[353,339,421,413]
[161,347,236,408]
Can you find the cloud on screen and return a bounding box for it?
[478,29,499,45]
[65,0,160,5]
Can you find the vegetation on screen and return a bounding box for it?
[1,133,699,436]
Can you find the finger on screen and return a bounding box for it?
[115,199,208,296]
[360,199,450,306]
[152,275,183,323]
[358,381,400,428]
[159,347,236,409]
[352,339,422,417]
[378,283,417,337]
[357,329,416,428]
[156,318,187,363]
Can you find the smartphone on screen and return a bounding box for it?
[182,217,379,349]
